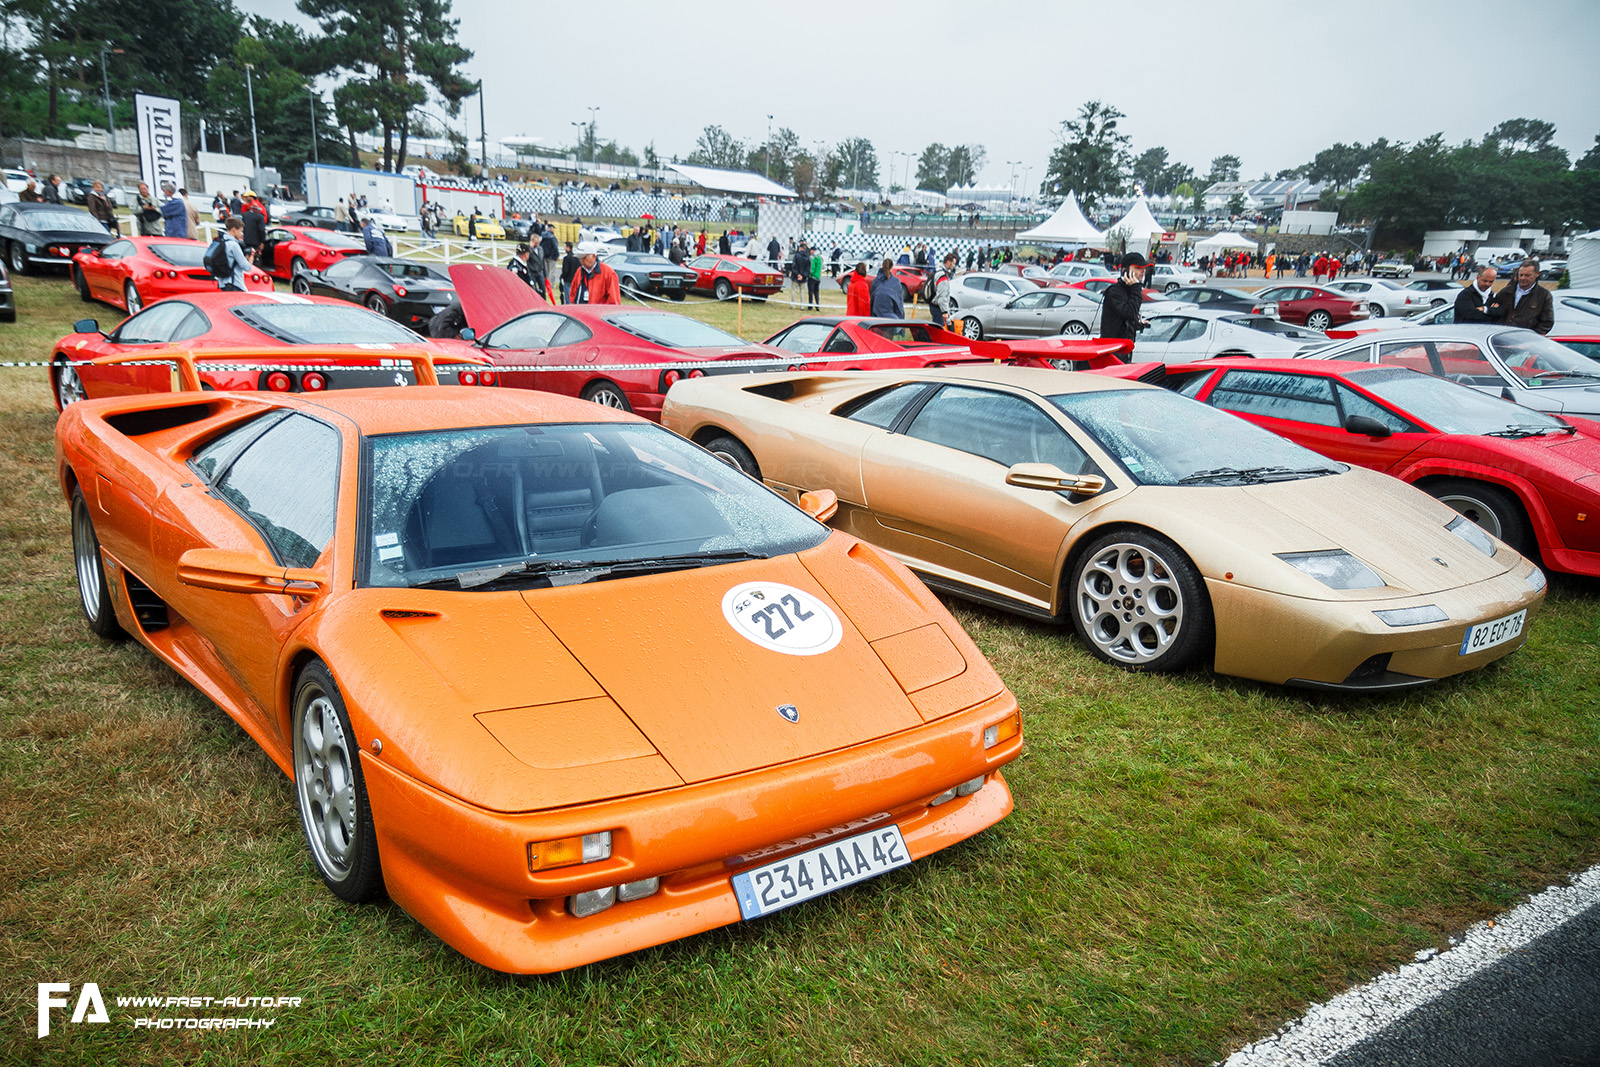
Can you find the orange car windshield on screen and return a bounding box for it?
[363,422,827,588]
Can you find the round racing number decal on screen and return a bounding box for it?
[722,582,843,656]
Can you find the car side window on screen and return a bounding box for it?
[1208,369,1340,427]
[1010,291,1048,310]
[772,323,833,353]
[111,301,196,344]
[101,240,135,259]
[1140,317,1188,344]
[906,385,1096,474]
[483,311,566,350]
[823,328,858,353]
[1334,384,1421,433]
[1376,341,1437,374]
[213,413,341,568]
[1171,318,1209,343]
[839,382,931,429]
[1433,342,1497,383]
[170,307,211,342]
[549,318,594,347]
[325,259,363,282]
[962,277,986,292]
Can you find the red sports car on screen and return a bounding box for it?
[71,236,274,315]
[257,225,369,281]
[1249,284,1369,331]
[451,263,793,420]
[760,315,1134,372]
[50,291,484,411]
[1168,357,1600,576]
[684,254,785,299]
[1553,333,1600,364]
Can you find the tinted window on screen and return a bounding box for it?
[485,311,566,349]
[1171,318,1208,343]
[770,322,834,353]
[1140,317,1189,344]
[113,301,197,344]
[146,243,207,267]
[840,383,929,429]
[325,258,364,282]
[231,303,422,344]
[171,307,210,342]
[962,277,987,292]
[1209,370,1340,427]
[606,312,744,348]
[1334,383,1420,433]
[101,240,136,259]
[907,385,1095,474]
[1010,291,1049,309]
[214,413,341,568]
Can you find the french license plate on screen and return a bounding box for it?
[663,278,680,287]
[731,825,910,920]
[1460,609,1526,655]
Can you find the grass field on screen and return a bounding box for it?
[1,270,1597,1065]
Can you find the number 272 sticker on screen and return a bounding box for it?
[722,582,843,656]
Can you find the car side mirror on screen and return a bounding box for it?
[1005,463,1107,497]
[73,318,102,336]
[459,327,476,342]
[1343,414,1392,439]
[176,548,326,597]
[798,488,838,523]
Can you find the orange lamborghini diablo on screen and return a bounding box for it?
[55,384,1022,973]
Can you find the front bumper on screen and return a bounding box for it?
[358,689,1021,973]
[1207,561,1545,688]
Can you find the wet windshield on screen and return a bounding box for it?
[1348,367,1573,436]
[1491,330,1600,386]
[363,422,827,588]
[1049,388,1344,486]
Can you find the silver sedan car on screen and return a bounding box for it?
[1297,324,1600,418]
[955,286,1103,339]
[1326,278,1432,318]
[948,271,1046,313]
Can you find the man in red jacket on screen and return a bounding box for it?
[569,251,621,304]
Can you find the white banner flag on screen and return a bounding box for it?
[134,93,186,192]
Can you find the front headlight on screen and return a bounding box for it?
[1526,566,1546,593]
[1446,514,1496,557]
[1275,550,1385,589]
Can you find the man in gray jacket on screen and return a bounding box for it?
[869,259,905,319]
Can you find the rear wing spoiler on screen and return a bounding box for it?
[79,347,490,391]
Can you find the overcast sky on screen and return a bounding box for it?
[237,0,1600,190]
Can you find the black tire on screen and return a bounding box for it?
[960,316,983,340]
[1164,282,1179,293]
[291,275,312,295]
[292,661,384,903]
[621,275,642,294]
[1305,310,1332,331]
[1068,528,1211,672]
[291,255,308,277]
[54,356,87,410]
[901,283,913,302]
[74,267,92,302]
[713,278,734,301]
[363,292,387,314]
[581,380,632,412]
[1424,478,1535,557]
[1061,321,1090,337]
[703,434,760,479]
[9,240,30,276]
[1367,302,1384,319]
[71,487,125,640]
[123,281,142,315]
[669,291,686,301]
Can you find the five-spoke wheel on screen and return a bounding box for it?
[292,662,383,902]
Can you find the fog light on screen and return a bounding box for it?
[567,886,617,918]
[617,877,660,902]
[982,712,1021,749]
[528,830,612,872]
[955,775,986,797]
[929,786,958,807]
[1374,605,1449,627]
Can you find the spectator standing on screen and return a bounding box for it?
[767,236,781,272]
[181,189,202,238]
[1454,266,1502,324]
[931,252,957,328]
[695,230,707,256]
[1499,260,1554,334]
[568,251,620,305]
[807,246,822,310]
[1312,253,1327,283]
[362,216,392,256]
[241,194,266,259]
[1101,253,1149,343]
[1328,255,1341,281]
[86,181,118,235]
[335,199,350,231]
[134,182,163,235]
[842,263,870,316]
[228,191,243,218]
[718,230,731,255]
[42,174,63,204]
[18,180,40,202]
[159,182,187,238]
[869,259,905,319]
[830,245,841,278]
[541,226,560,281]
[792,243,809,298]
[560,242,579,301]
[214,216,251,292]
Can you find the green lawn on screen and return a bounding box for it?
[1,271,1597,1065]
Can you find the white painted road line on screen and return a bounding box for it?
[1219,864,1600,1066]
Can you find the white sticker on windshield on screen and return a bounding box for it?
[722,582,843,656]
[375,532,399,547]
[377,545,404,561]
[1122,456,1145,473]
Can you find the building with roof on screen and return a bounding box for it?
[665,163,797,199]
[1202,178,1325,213]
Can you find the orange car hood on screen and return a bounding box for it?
[521,554,924,784]
[450,262,547,334]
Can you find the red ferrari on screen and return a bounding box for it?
[50,291,484,411]
[71,236,274,315]
[760,315,1134,372]
[257,225,368,281]
[1249,284,1369,330]
[1168,357,1600,576]
[450,263,793,420]
[685,254,785,299]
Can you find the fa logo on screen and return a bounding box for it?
[37,982,108,1038]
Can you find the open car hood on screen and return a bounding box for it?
[449,262,548,335]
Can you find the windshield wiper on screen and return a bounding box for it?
[1529,369,1600,381]
[417,548,770,591]
[1178,465,1341,485]
[1484,422,1577,438]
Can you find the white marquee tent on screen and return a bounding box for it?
[1105,197,1165,254]
[1015,192,1104,244]
[1194,232,1261,254]
[1569,230,1600,290]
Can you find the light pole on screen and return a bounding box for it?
[811,139,826,194]
[1020,165,1031,207]
[477,82,487,176]
[98,46,122,182]
[765,114,773,178]
[244,63,260,176]
[308,85,319,166]
[586,106,599,166]
[1006,160,1020,212]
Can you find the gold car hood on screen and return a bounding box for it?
[1129,468,1513,600]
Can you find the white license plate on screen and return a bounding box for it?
[1460,609,1526,655]
[731,825,910,920]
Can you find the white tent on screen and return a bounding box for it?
[1015,191,1104,244]
[1569,230,1600,290]
[1104,197,1165,255]
[1194,232,1261,254]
